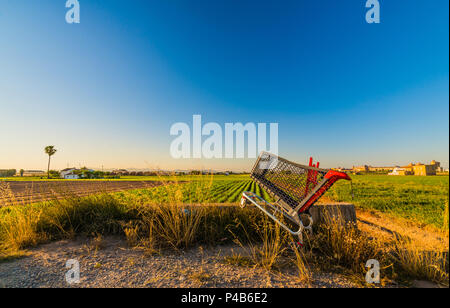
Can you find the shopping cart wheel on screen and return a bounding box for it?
[240,195,250,208]
[300,213,314,233]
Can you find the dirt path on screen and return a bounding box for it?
[356,209,448,251]
[0,237,359,288]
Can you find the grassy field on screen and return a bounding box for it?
[326,174,449,230]
[115,177,274,205]
[3,173,449,229]
[111,173,449,230]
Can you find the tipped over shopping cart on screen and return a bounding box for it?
[241,152,351,246]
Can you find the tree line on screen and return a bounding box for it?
[0,169,16,177]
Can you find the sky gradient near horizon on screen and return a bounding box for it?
[0,0,449,171]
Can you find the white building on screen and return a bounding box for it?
[388,167,411,176]
[60,168,79,179]
[64,173,79,179]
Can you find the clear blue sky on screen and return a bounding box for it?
[0,0,448,171]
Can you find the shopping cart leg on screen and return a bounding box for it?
[241,191,312,246]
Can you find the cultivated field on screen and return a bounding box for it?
[0,173,448,287]
[0,180,168,207]
[109,174,449,230]
[1,173,448,236]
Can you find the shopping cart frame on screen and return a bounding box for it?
[241,152,351,245]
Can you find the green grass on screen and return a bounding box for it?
[114,173,449,230]
[326,174,449,229]
[112,173,448,230]
[120,174,250,182]
[4,173,449,230]
[114,178,273,205]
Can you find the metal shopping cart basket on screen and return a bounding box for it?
[241,152,351,246]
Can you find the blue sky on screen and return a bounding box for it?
[0,0,448,171]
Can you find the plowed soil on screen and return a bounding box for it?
[0,181,166,207]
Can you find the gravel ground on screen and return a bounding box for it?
[0,237,360,288]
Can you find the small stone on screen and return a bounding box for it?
[411,280,442,288]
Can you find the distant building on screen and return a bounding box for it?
[431,160,443,173]
[22,170,46,177]
[352,165,369,172]
[60,168,78,179]
[334,167,352,172]
[352,165,394,173]
[388,168,413,176]
[401,163,415,173]
[399,161,439,176]
[63,172,80,179]
[412,163,436,176]
[368,166,395,172]
[60,168,94,179]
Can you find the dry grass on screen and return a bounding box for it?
[223,252,254,267]
[145,205,204,250]
[443,201,449,232]
[313,214,386,274]
[0,205,46,254]
[393,236,449,286]
[229,212,311,283]
[123,223,140,247]
[356,203,449,286]
[90,234,106,251]
[308,210,449,286]
[188,268,212,284]
[289,240,312,283]
[235,221,289,271]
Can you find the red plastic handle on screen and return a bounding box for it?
[298,170,351,213]
[324,170,352,181]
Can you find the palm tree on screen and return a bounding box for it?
[44,146,57,179]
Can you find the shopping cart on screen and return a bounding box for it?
[241,152,351,246]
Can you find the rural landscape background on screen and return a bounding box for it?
[0,162,449,287]
[0,0,449,289]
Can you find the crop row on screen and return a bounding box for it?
[118,179,274,204]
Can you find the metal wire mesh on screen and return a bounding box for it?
[251,152,328,210]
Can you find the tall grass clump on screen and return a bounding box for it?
[0,192,138,260]
[289,240,312,283]
[141,204,205,250]
[0,206,45,255]
[125,204,265,251]
[241,216,290,270]
[443,200,449,232]
[40,193,135,236]
[230,210,311,282]
[312,211,386,274]
[392,236,449,286]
